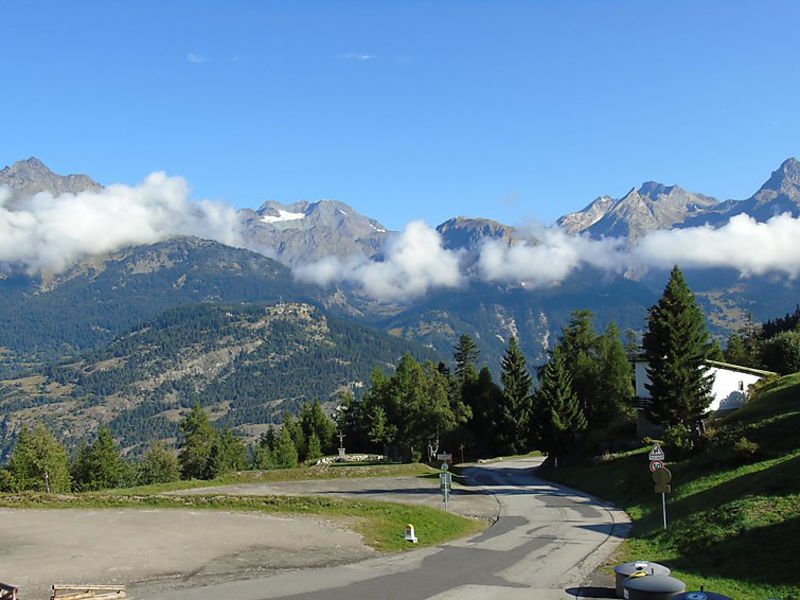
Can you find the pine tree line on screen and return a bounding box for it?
[1,266,740,480]
[0,398,340,492]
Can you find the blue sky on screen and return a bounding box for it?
[2,1,799,230]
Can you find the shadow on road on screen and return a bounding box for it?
[564,585,617,598]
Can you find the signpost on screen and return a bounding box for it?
[440,462,452,511]
[648,443,670,530]
[648,442,665,461]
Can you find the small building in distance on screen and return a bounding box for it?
[632,358,775,438]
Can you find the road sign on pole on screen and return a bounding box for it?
[651,466,672,530]
[649,460,664,472]
[440,463,452,511]
[648,443,665,461]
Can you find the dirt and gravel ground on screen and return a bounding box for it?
[0,507,373,600]
[0,473,497,600]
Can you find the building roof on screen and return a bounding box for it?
[633,356,776,377]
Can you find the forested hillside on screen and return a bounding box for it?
[0,302,438,455]
[0,236,318,374]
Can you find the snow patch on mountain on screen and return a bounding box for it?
[261,209,306,224]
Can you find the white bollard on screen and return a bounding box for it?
[404,523,418,543]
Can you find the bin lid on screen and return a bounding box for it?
[613,560,671,577]
[623,574,685,593]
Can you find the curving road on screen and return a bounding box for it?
[145,457,630,600]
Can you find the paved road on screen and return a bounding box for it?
[146,458,630,600]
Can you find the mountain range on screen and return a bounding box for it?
[557,157,800,239]
[2,155,799,451]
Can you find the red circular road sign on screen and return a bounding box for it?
[649,460,665,472]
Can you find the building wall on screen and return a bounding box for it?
[634,360,763,413]
[710,369,762,411]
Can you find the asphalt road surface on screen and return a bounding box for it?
[146,457,630,600]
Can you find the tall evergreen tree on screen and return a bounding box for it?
[177,404,219,479]
[300,399,337,454]
[643,266,715,427]
[530,347,587,465]
[557,312,633,429]
[273,425,299,468]
[214,427,248,475]
[252,428,277,470]
[464,366,503,458]
[594,323,634,425]
[453,334,480,385]
[71,426,124,491]
[8,424,71,492]
[497,337,533,455]
[559,310,602,423]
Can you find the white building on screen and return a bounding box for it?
[633,358,774,436]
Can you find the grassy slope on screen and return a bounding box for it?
[0,462,482,552]
[116,461,436,494]
[540,373,800,599]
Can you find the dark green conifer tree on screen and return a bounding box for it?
[453,334,480,385]
[643,266,715,426]
[177,404,219,479]
[71,426,124,491]
[273,425,299,468]
[497,337,533,455]
[530,347,587,465]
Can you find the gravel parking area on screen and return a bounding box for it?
[0,507,373,600]
[0,473,498,599]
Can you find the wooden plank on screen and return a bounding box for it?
[0,582,19,600]
[51,584,125,600]
[53,586,125,592]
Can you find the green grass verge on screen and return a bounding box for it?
[0,491,482,553]
[116,461,436,495]
[539,373,800,600]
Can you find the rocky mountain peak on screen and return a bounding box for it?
[241,198,391,265]
[437,217,519,250]
[638,181,677,199]
[759,157,800,193]
[0,156,102,200]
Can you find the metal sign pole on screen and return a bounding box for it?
[662,492,667,530]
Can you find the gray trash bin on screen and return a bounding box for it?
[622,574,685,600]
[672,592,733,600]
[614,561,671,598]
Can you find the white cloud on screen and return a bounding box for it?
[0,173,241,274]
[477,223,626,286]
[186,52,209,64]
[292,213,800,300]
[632,213,800,277]
[293,220,463,301]
[337,52,375,61]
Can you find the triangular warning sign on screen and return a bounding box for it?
[648,442,665,461]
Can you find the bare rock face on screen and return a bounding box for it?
[436,216,521,250]
[556,195,615,235]
[239,199,391,265]
[556,157,800,238]
[0,157,102,205]
[689,157,800,225]
[557,182,719,240]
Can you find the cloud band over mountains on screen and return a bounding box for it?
[0,173,240,273]
[295,214,800,300]
[2,173,800,299]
